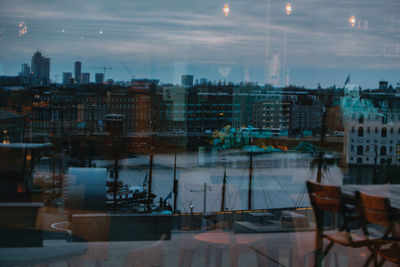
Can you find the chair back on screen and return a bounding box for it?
[306,181,342,213]
[357,191,390,228]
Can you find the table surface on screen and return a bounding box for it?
[342,184,400,209]
[194,230,263,245]
[0,239,87,266]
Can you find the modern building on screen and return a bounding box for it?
[20,64,30,77]
[62,72,73,84]
[95,73,104,84]
[31,51,50,86]
[80,73,90,84]
[181,75,193,88]
[289,95,323,136]
[199,78,207,86]
[253,96,292,130]
[186,85,234,136]
[20,64,31,84]
[74,61,82,84]
[162,85,186,133]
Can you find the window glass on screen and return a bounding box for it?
[1,0,400,265]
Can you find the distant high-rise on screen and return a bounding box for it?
[62,72,73,84]
[20,63,30,84]
[181,75,193,88]
[31,51,50,85]
[74,61,81,84]
[199,78,207,86]
[81,72,90,84]
[95,73,104,84]
[20,64,30,77]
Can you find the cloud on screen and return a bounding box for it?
[0,0,399,86]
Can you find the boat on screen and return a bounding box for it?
[106,180,156,211]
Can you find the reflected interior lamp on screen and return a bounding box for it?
[349,15,356,28]
[286,3,292,15]
[223,4,230,16]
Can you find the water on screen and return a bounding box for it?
[33,150,350,213]
[87,151,346,213]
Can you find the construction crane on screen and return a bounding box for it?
[121,62,135,81]
[91,66,112,79]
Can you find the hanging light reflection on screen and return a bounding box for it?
[285,3,292,15]
[349,15,356,28]
[223,4,230,16]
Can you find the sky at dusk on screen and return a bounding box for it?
[0,0,399,88]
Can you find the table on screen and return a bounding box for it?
[342,184,400,210]
[0,239,88,266]
[191,230,267,267]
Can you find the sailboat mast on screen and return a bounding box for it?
[248,137,253,210]
[173,146,178,213]
[221,164,227,212]
[317,101,327,183]
[147,150,153,212]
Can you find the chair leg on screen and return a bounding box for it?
[229,244,238,267]
[314,247,323,267]
[333,253,339,267]
[377,257,385,267]
[362,253,374,267]
[323,242,334,258]
[215,248,223,267]
[205,246,211,267]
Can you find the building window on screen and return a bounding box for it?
[375,127,378,134]
[357,157,363,164]
[351,126,355,133]
[382,127,387,137]
[358,127,364,137]
[391,128,394,134]
[351,145,354,152]
[366,146,370,152]
[357,145,363,155]
[381,146,387,156]
[367,127,370,133]
[358,114,364,124]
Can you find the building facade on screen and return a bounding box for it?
[74,61,81,84]
[31,51,50,86]
[343,91,400,165]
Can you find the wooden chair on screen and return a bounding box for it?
[306,181,369,266]
[357,191,400,266]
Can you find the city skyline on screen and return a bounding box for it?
[8,52,400,89]
[0,0,399,88]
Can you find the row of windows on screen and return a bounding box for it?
[350,144,396,156]
[355,114,396,124]
[350,157,393,165]
[351,126,400,137]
